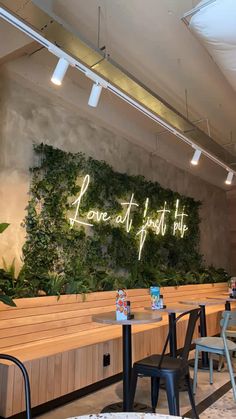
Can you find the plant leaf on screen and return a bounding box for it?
[0,223,9,234]
[0,295,16,307]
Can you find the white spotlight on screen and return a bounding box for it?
[225,171,234,185]
[88,82,103,107]
[51,58,69,85]
[191,149,201,165]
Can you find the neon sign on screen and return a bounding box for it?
[69,174,188,260]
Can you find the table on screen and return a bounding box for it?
[179,299,223,370]
[67,413,190,419]
[67,413,190,418]
[145,304,198,357]
[207,295,236,311]
[92,311,162,413]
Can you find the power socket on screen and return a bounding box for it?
[103,353,110,367]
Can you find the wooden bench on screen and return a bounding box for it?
[0,282,228,417]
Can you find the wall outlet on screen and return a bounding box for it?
[103,353,110,367]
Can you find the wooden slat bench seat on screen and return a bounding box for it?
[0,282,228,417]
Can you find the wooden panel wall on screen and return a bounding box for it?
[0,283,228,417]
[0,283,227,356]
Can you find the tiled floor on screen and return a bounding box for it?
[200,388,236,418]
[36,357,236,419]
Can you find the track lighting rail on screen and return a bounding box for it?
[0,2,234,185]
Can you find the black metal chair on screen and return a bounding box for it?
[0,354,31,419]
[129,308,201,418]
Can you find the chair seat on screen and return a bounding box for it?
[194,336,236,351]
[130,308,201,418]
[134,354,185,373]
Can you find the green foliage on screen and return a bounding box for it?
[0,224,17,306]
[19,143,229,297]
[0,223,9,234]
[0,259,31,300]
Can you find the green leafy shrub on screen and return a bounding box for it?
[0,223,9,234]
[0,224,16,306]
[0,259,31,298]
[17,144,229,297]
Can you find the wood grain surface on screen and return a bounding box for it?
[0,282,227,417]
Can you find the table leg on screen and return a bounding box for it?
[169,313,177,357]
[199,305,209,368]
[101,324,151,413]
[225,301,231,311]
[101,325,132,412]
[122,324,132,411]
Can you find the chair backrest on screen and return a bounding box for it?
[0,354,31,419]
[220,310,236,339]
[219,311,236,363]
[179,308,201,362]
[158,308,201,367]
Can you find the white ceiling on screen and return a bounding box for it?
[1,0,236,188]
[50,0,236,153]
[189,0,236,93]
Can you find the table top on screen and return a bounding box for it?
[144,304,198,314]
[67,414,189,419]
[207,296,236,303]
[179,298,223,306]
[92,311,162,325]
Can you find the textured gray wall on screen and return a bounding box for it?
[0,72,230,272]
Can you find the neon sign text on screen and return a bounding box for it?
[173,199,188,238]
[69,175,189,260]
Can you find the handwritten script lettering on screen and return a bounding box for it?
[173,199,188,238]
[69,175,188,260]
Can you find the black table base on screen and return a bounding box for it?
[122,324,132,411]
[189,357,221,370]
[101,401,152,413]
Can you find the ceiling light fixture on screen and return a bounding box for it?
[88,82,103,107]
[191,149,202,166]
[51,57,69,85]
[225,171,234,185]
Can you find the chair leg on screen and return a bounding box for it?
[128,367,138,411]
[185,371,199,419]
[225,350,236,402]
[151,377,160,413]
[209,354,213,384]
[193,347,199,394]
[165,375,180,416]
[218,355,224,372]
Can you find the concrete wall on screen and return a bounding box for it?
[227,188,236,275]
[0,70,230,272]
